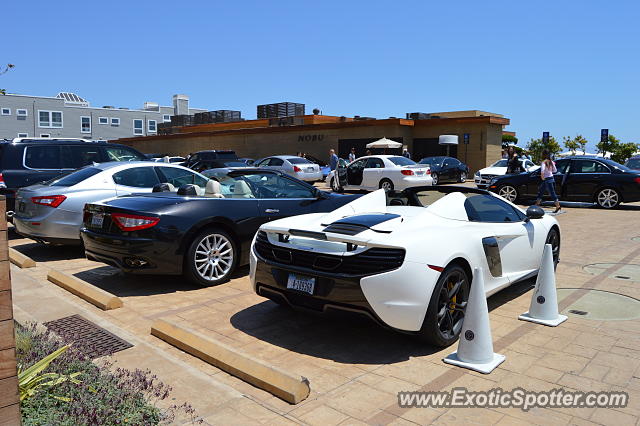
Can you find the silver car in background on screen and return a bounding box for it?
[253,155,322,182]
[13,161,209,245]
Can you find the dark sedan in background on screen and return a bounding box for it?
[626,155,640,171]
[418,156,469,184]
[488,156,640,208]
[80,169,359,286]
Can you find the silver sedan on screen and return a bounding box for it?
[13,161,209,245]
[253,155,322,182]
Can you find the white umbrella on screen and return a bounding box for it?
[366,137,402,149]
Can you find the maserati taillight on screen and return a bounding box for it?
[111,213,160,231]
[31,195,66,208]
[401,169,414,176]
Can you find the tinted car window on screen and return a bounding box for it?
[157,166,208,187]
[554,159,570,173]
[349,159,367,170]
[112,167,160,187]
[246,173,315,198]
[24,146,61,169]
[61,145,102,169]
[491,160,508,167]
[268,158,284,166]
[104,146,147,162]
[571,160,610,173]
[365,158,384,168]
[50,167,102,187]
[287,157,313,165]
[389,157,416,166]
[464,194,522,222]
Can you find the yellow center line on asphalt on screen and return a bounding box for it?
[367,244,640,425]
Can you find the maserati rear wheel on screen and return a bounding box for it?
[498,185,518,203]
[185,228,237,287]
[419,264,470,347]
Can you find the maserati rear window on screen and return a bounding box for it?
[50,167,102,186]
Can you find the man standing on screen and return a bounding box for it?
[402,148,411,159]
[329,149,339,171]
[348,147,356,163]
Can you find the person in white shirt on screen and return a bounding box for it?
[535,149,561,213]
[348,147,356,163]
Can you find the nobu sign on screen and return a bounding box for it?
[298,134,325,142]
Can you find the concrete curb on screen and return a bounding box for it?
[8,248,36,268]
[151,319,310,404]
[47,270,123,311]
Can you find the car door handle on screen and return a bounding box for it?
[265,209,280,213]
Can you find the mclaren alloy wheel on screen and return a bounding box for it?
[419,264,470,347]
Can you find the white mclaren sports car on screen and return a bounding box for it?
[250,186,560,347]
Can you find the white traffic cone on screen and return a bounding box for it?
[519,243,568,326]
[443,267,505,374]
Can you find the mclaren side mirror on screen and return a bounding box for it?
[526,205,545,219]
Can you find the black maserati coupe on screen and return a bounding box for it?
[487,156,640,208]
[80,169,360,286]
[418,156,469,184]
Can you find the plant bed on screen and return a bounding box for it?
[16,322,201,425]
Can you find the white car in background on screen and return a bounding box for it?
[250,187,560,347]
[474,158,539,188]
[328,155,432,192]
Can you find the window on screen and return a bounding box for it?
[365,158,385,169]
[266,158,284,166]
[111,117,120,126]
[38,110,63,128]
[50,167,102,187]
[98,117,109,125]
[103,146,146,162]
[163,114,171,122]
[61,146,101,168]
[554,159,571,174]
[17,133,28,138]
[112,167,160,188]
[388,156,417,166]
[464,194,523,223]
[133,119,143,135]
[16,109,27,119]
[287,157,312,165]
[81,116,91,133]
[24,146,61,169]
[1,108,10,115]
[157,166,208,188]
[570,160,610,174]
[148,120,157,132]
[246,173,315,199]
[40,134,50,138]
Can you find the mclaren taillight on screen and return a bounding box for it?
[293,166,302,172]
[0,173,5,189]
[31,195,66,208]
[111,213,160,231]
[401,169,414,176]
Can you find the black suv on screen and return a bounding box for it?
[183,150,238,172]
[0,138,147,214]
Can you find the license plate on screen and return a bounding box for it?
[416,171,424,176]
[18,202,25,213]
[287,273,315,295]
[91,213,104,228]
[306,167,314,172]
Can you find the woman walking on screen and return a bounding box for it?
[536,149,561,213]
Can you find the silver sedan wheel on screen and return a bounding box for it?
[597,188,619,208]
[194,233,233,281]
[380,180,393,191]
[498,185,518,202]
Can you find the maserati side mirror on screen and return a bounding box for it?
[526,205,545,219]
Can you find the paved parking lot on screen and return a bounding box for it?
[9,183,640,425]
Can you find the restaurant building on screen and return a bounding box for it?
[115,110,510,173]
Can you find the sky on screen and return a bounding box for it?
[3,0,638,152]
